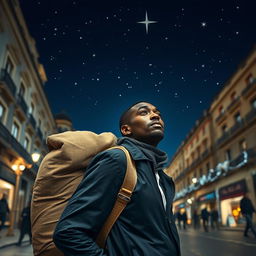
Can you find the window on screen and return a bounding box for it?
[231,92,237,101]
[221,124,227,134]
[226,149,232,161]
[218,105,224,114]
[5,56,14,75]
[239,139,247,151]
[234,112,242,123]
[0,103,5,122]
[191,152,195,161]
[203,139,208,150]
[251,98,256,109]
[11,122,19,139]
[246,73,254,84]
[24,137,30,151]
[202,125,205,135]
[199,168,203,177]
[29,102,34,115]
[19,83,25,97]
[197,146,201,157]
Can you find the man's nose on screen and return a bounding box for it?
[150,112,160,120]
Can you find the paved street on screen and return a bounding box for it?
[179,228,256,256]
[0,229,255,255]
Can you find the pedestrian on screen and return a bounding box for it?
[201,207,210,232]
[17,204,32,246]
[181,211,187,230]
[0,193,10,231]
[211,208,219,230]
[177,211,182,229]
[53,102,181,255]
[240,193,256,238]
[193,209,199,229]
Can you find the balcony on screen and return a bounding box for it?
[0,68,17,97]
[0,122,32,164]
[226,96,241,114]
[17,94,28,115]
[245,107,256,124]
[29,114,36,130]
[215,110,227,124]
[229,148,256,168]
[201,149,209,160]
[242,79,256,99]
[217,131,230,146]
[229,119,245,135]
[36,128,44,142]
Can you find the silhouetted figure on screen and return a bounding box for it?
[193,210,199,229]
[0,194,9,231]
[177,211,182,229]
[240,193,256,238]
[201,208,209,232]
[181,212,187,230]
[211,209,219,230]
[17,205,32,246]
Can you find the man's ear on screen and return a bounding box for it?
[121,124,131,136]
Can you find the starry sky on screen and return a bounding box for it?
[20,0,256,160]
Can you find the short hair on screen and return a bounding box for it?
[119,101,145,133]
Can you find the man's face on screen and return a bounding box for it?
[121,102,165,146]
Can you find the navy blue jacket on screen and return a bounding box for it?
[53,140,180,256]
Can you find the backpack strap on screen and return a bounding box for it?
[96,146,137,248]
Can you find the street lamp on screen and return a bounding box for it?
[192,177,198,184]
[7,164,25,236]
[7,152,40,236]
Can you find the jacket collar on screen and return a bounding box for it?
[117,138,151,161]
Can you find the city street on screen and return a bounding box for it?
[0,229,255,255]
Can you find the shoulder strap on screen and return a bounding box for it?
[96,146,137,248]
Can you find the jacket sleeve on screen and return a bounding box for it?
[53,149,126,256]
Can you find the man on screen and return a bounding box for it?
[210,208,219,230]
[0,194,9,231]
[240,193,256,238]
[53,102,180,255]
[201,207,209,232]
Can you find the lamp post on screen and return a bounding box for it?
[6,152,40,236]
[6,164,25,236]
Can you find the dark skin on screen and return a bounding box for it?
[121,102,164,147]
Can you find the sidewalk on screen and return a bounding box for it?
[0,228,29,249]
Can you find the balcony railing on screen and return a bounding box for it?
[0,122,32,164]
[0,68,17,96]
[242,79,256,98]
[245,108,256,124]
[201,149,209,159]
[217,131,230,146]
[226,96,241,113]
[29,114,36,130]
[17,94,28,115]
[230,119,245,135]
[215,110,227,124]
[36,128,44,142]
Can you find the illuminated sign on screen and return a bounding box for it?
[175,151,248,200]
[197,191,216,202]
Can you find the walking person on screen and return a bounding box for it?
[211,208,219,230]
[17,204,32,246]
[201,207,210,232]
[240,193,256,238]
[181,211,187,230]
[177,211,182,229]
[193,209,199,229]
[0,193,9,231]
[53,102,181,255]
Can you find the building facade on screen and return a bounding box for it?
[166,47,256,227]
[0,0,57,228]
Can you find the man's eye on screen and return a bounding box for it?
[139,110,148,115]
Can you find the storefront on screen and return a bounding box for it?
[219,179,247,226]
[196,191,216,213]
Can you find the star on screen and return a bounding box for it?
[137,11,157,34]
[201,22,207,27]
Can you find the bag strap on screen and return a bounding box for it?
[96,146,137,248]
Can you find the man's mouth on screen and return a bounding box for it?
[149,122,163,128]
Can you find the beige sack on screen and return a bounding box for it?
[31,131,117,256]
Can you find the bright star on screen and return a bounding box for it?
[201,22,207,27]
[137,11,157,34]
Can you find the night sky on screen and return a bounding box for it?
[20,0,256,160]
